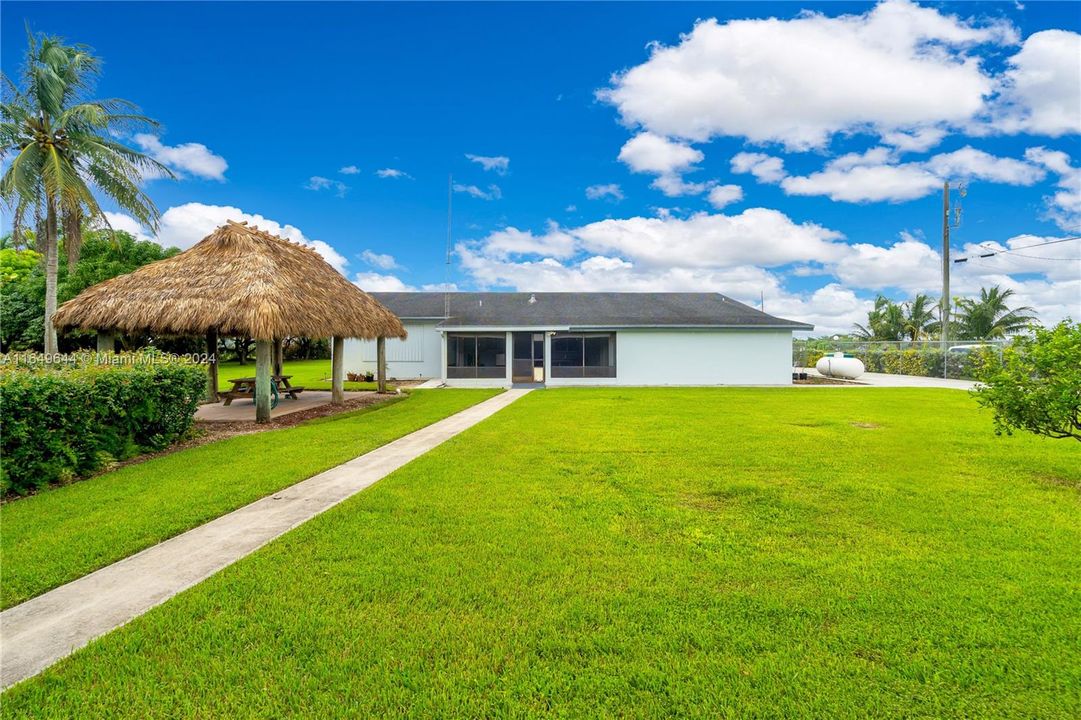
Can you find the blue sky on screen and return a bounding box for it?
[2,1,1079,333]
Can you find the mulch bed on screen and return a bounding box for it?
[794,376,864,385]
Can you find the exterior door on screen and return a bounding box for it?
[512,332,545,383]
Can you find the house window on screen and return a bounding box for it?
[551,333,616,378]
[447,333,506,378]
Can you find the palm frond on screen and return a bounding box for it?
[75,133,174,181]
[83,159,159,229]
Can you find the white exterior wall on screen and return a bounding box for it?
[545,329,794,387]
[344,324,794,385]
[341,321,442,379]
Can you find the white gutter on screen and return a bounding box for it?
[431,324,813,331]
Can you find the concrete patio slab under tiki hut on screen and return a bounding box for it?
[195,390,374,421]
[51,220,406,421]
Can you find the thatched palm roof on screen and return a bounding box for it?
[53,220,407,341]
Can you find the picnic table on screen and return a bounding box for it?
[222,375,305,407]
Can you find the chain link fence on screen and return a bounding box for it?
[793,339,1009,380]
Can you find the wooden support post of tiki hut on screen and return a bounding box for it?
[255,340,273,422]
[206,328,219,402]
[96,331,115,353]
[331,336,344,404]
[376,336,387,393]
[273,338,284,377]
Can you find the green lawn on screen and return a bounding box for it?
[3,388,1079,718]
[0,389,499,609]
[216,358,380,392]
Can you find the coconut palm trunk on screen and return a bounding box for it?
[43,200,59,353]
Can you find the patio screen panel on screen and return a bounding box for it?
[447,333,506,379]
[551,333,616,378]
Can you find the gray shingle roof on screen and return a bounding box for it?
[370,292,813,330]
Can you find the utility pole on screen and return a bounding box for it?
[941,180,950,379]
[444,174,453,319]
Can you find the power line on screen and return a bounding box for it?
[995,251,1077,261]
[952,235,1081,263]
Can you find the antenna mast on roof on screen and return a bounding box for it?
[445,174,452,319]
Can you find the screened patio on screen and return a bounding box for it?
[550,333,616,378]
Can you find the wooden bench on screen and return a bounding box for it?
[222,376,305,406]
[281,385,305,399]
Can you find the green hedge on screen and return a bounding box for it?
[1,354,207,495]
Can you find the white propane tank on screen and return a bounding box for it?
[816,352,865,380]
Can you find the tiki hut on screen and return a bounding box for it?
[53,220,406,421]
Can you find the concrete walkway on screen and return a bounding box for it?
[802,368,977,390]
[0,389,530,690]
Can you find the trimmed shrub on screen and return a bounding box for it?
[0,353,207,495]
[882,349,928,376]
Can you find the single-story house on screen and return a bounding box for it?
[342,292,813,387]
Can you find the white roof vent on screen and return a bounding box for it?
[528,294,537,304]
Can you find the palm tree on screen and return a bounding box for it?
[853,295,906,341]
[953,286,1037,339]
[1,31,170,352]
[902,294,938,341]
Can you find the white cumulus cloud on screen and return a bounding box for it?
[706,184,744,209]
[585,184,625,201]
[1024,147,1081,231]
[994,30,1081,137]
[306,176,349,197]
[453,183,502,201]
[782,163,940,203]
[100,211,153,242]
[353,272,414,292]
[482,223,577,259]
[466,208,846,274]
[618,132,704,175]
[465,154,510,174]
[133,134,228,181]
[731,153,787,184]
[125,202,352,273]
[618,132,715,197]
[360,250,399,270]
[353,273,457,293]
[599,0,1015,150]
[778,146,1046,203]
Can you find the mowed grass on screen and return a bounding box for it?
[0,389,499,609]
[216,358,379,392]
[4,388,1080,718]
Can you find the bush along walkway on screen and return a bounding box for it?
[0,389,530,689]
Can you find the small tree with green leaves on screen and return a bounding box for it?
[973,321,1081,442]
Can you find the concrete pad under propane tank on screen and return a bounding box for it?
[816,352,866,380]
